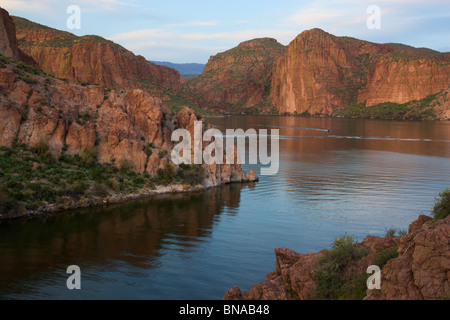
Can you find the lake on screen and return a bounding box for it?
[0,116,449,300]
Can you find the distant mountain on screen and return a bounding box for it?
[182,29,450,118]
[182,38,287,113]
[151,61,205,77]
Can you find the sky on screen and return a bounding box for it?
[3,0,450,63]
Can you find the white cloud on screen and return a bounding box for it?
[2,0,59,14]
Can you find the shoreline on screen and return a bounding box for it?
[224,214,450,300]
[0,179,258,222]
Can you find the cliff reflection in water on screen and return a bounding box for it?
[0,183,251,297]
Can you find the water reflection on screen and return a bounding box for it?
[1,116,449,300]
[0,183,250,298]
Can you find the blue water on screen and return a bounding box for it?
[0,116,449,299]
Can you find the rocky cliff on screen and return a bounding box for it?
[12,16,180,94]
[0,7,256,219]
[0,52,254,185]
[0,8,20,60]
[270,29,450,116]
[224,214,450,300]
[184,28,449,119]
[182,38,286,113]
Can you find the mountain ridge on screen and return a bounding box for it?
[182,28,449,119]
[12,16,181,94]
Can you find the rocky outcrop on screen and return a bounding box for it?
[174,106,257,186]
[270,29,450,117]
[0,7,20,60]
[0,8,256,191]
[183,28,449,119]
[366,215,450,300]
[224,215,450,300]
[183,38,286,113]
[12,16,180,93]
[0,59,256,185]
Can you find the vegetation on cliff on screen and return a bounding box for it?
[224,190,450,300]
[12,16,181,94]
[433,189,450,221]
[332,92,441,120]
[0,140,206,218]
[182,38,286,113]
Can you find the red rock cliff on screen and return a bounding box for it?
[270,29,450,116]
[13,16,180,93]
[183,38,286,113]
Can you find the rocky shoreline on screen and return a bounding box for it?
[0,174,258,221]
[224,214,450,300]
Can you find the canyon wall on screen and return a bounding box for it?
[183,38,286,113]
[270,29,450,116]
[13,17,180,93]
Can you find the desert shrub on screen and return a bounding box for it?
[72,180,88,195]
[31,139,55,163]
[313,233,367,300]
[92,182,109,197]
[432,189,450,221]
[106,178,120,192]
[80,146,98,166]
[133,175,146,186]
[374,248,398,269]
[338,273,370,300]
[158,150,168,159]
[332,233,358,250]
[16,62,41,75]
[156,162,175,184]
[119,159,132,172]
[144,143,153,157]
[314,260,343,300]
[176,164,205,186]
[384,228,407,237]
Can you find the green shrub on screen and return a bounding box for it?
[80,146,98,166]
[332,233,358,250]
[159,150,168,159]
[144,143,153,157]
[176,164,205,186]
[313,233,367,300]
[384,228,407,237]
[314,260,343,300]
[92,182,108,197]
[31,139,54,163]
[119,159,132,172]
[374,247,398,268]
[106,178,120,192]
[133,175,146,186]
[432,189,450,221]
[72,180,88,195]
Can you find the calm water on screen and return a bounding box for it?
[0,116,449,300]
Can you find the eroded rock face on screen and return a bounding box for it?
[0,7,20,60]
[174,106,257,186]
[367,215,450,300]
[12,16,180,93]
[270,29,450,117]
[224,215,450,300]
[183,38,286,113]
[0,9,257,185]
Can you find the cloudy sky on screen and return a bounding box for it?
[3,0,449,63]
